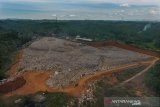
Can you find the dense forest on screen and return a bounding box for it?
[0,20,160,49]
[0,27,31,79]
[145,63,160,96]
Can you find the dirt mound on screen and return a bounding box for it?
[88,41,160,58]
[0,77,26,94]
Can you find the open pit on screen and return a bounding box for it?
[17,37,153,88]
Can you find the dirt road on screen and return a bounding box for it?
[88,41,160,58]
[3,58,155,97]
[1,42,159,98]
[119,58,159,86]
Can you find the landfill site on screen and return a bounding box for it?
[19,37,152,88]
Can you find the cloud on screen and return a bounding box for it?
[52,14,57,17]
[69,14,76,17]
[120,10,125,12]
[1,0,160,5]
[87,0,160,5]
[120,3,130,7]
[149,10,160,15]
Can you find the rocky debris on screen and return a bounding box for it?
[14,98,22,104]
[33,94,46,103]
[0,70,24,85]
[78,84,95,107]
[19,37,151,88]
[0,79,7,85]
[0,76,19,85]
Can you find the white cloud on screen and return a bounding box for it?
[52,14,57,17]
[120,10,125,12]
[120,3,130,7]
[69,14,76,17]
[149,10,160,15]
[87,0,160,5]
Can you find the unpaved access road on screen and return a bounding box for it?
[3,57,157,97]
[1,41,159,98]
[120,57,159,86]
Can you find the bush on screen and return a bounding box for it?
[145,63,160,96]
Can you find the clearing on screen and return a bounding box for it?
[0,37,159,97]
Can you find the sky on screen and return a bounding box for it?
[0,0,160,4]
[0,0,160,20]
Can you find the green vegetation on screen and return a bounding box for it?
[145,63,160,96]
[116,65,147,82]
[0,20,160,50]
[93,64,151,107]
[44,92,72,107]
[0,21,159,80]
[93,64,160,106]
[0,31,21,79]
[0,92,74,107]
[0,20,159,107]
[93,80,136,107]
[0,30,31,79]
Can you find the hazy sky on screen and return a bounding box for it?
[0,0,160,20]
[0,0,160,4]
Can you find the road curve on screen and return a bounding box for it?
[119,57,159,86]
[3,59,154,97]
[1,42,159,98]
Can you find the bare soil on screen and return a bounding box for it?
[0,38,159,98]
[4,59,155,97]
[0,77,26,94]
[19,37,152,88]
[88,41,160,58]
